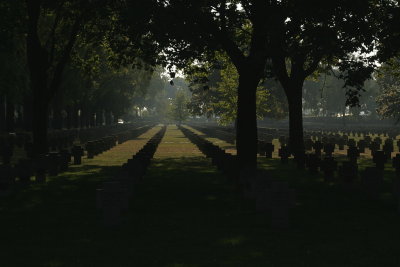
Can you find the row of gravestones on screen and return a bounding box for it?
[96,125,167,227]
[309,153,400,212]
[0,127,152,196]
[85,125,155,159]
[188,124,236,145]
[85,136,118,159]
[78,122,151,143]
[179,125,296,228]
[0,125,157,197]
[0,148,81,196]
[0,124,153,165]
[258,127,399,146]
[115,125,154,145]
[259,138,397,160]
[259,141,400,212]
[259,125,399,139]
[186,125,399,217]
[260,137,400,171]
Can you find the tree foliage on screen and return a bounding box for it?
[376,57,400,120]
[170,90,190,124]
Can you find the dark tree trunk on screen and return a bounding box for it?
[26,0,50,155]
[90,113,95,127]
[65,105,72,129]
[32,89,49,154]
[6,99,15,132]
[97,110,104,126]
[23,95,33,131]
[113,113,119,124]
[286,81,305,158]
[52,107,63,130]
[73,105,80,129]
[105,110,112,125]
[80,107,87,128]
[0,95,5,132]
[236,70,259,170]
[15,105,24,130]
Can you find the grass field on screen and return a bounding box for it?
[1,125,400,266]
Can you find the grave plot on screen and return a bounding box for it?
[0,126,161,194]
[184,125,237,155]
[0,125,163,266]
[1,125,400,266]
[188,123,236,144]
[0,123,155,166]
[154,125,203,158]
[96,126,166,227]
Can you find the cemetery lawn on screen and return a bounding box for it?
[0,125,399,266]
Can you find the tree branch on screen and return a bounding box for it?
[48,14,84,100]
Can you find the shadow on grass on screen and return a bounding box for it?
[0,157,399,266]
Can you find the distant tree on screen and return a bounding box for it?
[376,57,400,120]
[170,90,190,124]
[187,52,271,125]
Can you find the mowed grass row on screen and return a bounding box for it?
[0,125,400,266]
[0,125,162,267]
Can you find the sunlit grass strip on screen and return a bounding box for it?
[154,125,203,158]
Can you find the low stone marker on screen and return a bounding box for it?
[392,153,400,177]
[305,138,314,151]
[72,146,84,165]
[339,161,358,184]
[369,141,380,156]
[361,167,383,198]
[337,139,345,150]
[383,142,394,159]
[347,139,356,148]
[97,181,129,227]
[357,140,366,153]
[313,141,323,157]
[16,159,33,185]
[278,146,290,164]
[0,143,13,165]
[0,164,15,196]
[33,154,48,183]
[306,153,320,175]
[373,150,387,170]
[323,143,335,157]
[347,146,360,163]
[48,152,61,176]
[265,143,274,159]
[257,180,295,228]
[320,156,337,183]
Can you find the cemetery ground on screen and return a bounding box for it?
[1,125,400,266]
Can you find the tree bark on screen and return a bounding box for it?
[6,98,15,132]
[23,95,33,131]
[236,70,259,170]
[52,107,63,130]
[105,110,112,125]
[15,105,24,130]
[32,89,49,154]
[285,81,305,158]
[73,105,80,129]
[0,95,5,132]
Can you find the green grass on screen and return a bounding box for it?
[1,125,400,266]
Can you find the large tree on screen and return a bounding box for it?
[24,0,128,154]
[121,0,386,170]
[122,1,273,169]
[267,0,382,160]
